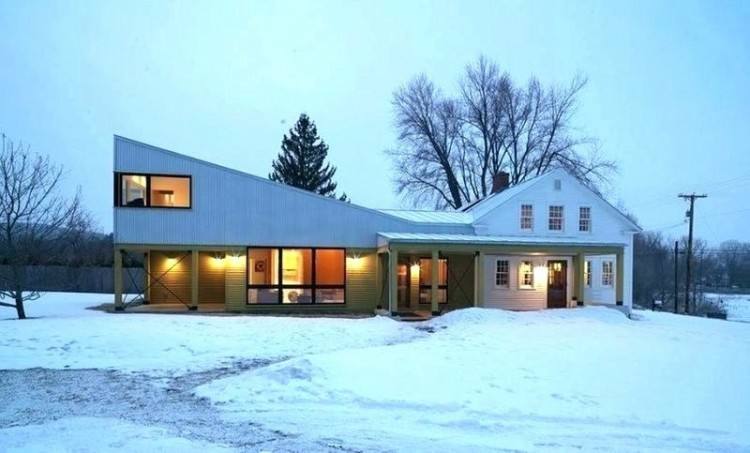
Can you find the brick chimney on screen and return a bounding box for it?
[491,171,510,194]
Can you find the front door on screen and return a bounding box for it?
[547,260,567,308]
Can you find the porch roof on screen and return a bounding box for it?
[377,232,627,249]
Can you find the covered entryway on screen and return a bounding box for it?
[377,233,627,315]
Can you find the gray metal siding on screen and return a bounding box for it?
[114,137,473,247]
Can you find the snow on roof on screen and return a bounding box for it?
[377,232,626,247]
[378,209,473,224]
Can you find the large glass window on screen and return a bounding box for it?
[121,174,147,207]
[247,247,346,304]
[418,258,448,304]
[115,173,191,208]
[151,176,191,207]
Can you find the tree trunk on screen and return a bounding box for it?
[15,293,26,319]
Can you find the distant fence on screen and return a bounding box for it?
[0,265,144,294]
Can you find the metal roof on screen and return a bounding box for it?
[377,209,473,224]
[377,232,626,248]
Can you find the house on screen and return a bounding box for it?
[113,136,641,316]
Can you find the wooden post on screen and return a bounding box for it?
[616,249,625,306]
[114,248,123,311]
[190,249,199,311]
[474,251,484,307]
[389,249,398,315]
[143,251,150,304]
[575,252,586,306]
[431,249,439,315]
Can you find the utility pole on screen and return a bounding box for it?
[673,241,679,314]
[678,193,707,315]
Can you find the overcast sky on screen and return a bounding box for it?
[1,0,748,243]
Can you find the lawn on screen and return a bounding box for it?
[2,293,749,452]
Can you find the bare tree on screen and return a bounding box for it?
[388,56,616,209]
[0,134,89,319]
[387,75,465,208]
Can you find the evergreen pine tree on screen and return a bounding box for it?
[269,113,343,198]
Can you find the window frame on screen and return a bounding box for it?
[519,260,535,290]
[585,260,592,288]
[548,205,564,231]
[245,246,347,305]
[520,204,534,231]
[417,257,449,305]
[579,206,592,233]
[602,260,614,287]
[495,259,510,289]
[114,172,193,209]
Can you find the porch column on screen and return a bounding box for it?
[430,249,439,315]
[143,251,150,304]
[190,249,199,311]
[575,252,586,306]
[616,249,624,306]
[114,248,124,311]
[389,249,398,315]
[473,251,484,307]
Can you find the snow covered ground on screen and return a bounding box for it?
[704,292,750,322]
[0,292,419,375]
[2,292,750,451]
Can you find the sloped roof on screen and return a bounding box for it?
[377,232,627,247]
[462,171,552,220]
[378,209,473,225]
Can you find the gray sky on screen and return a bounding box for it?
[1,0,748,243]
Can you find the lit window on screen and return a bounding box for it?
[585,260,592,287]
[116,173,191,208]
[495,260,509,288]
[579,207,591,232]
[247,248,346,304]
[519,261,534,289]
[418,258,448,304]
[120,174,147,207]
[602,261,614,287]
[520,204,533,230]
[549,205,564,231]
[151,176,191,207]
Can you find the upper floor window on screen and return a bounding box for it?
[548,205,564,231]
[115,173,191,208]
[579,207,591,232]
[520,204,533,230]
[602,261,614,287]
[495,259,509,288]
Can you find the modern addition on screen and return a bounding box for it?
[113,136,641,315]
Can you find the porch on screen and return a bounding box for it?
[377,233,627,316]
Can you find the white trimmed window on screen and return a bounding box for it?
[520,204,533,230]
[495,260,509,288]
[602,261,614,287]
[519,261,534,289]
[548,205,564,231]
[585,260,592,287]
[579,207,591,232]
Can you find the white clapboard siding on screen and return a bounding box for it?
[484,255,573,311]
